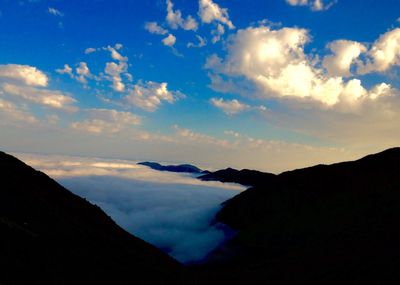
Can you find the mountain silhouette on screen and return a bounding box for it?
[138,161,205,174]
[199,167,275,187]
[199,147,400,284]
[0,151,192,284]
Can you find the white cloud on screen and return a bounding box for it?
[71,108,141,134]
[162,34,177,47]
[104,61,128,92]
[56,64,73,77]
[358,28,400,74]
[198,0,234,29]
[286,0,335,11]
[206,25,394,108]
[1,83,77,111]
[84,47,97,54]
[145,21,168,35]
[323,40,367,77]
[0,64,48,87]
[166,0,198,31]
[187,35,207,48]
[76,62,91,84]
[125,81,182,112]
[211,23,225,43]
[210,97,249,115]
[48,7,63,16]
[104,44,128,62]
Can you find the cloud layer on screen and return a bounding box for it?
[15,153,244,263]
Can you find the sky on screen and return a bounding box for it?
[1,0,400,172]
[13,152,244,263]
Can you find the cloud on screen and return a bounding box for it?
[206,25,395,108]
[198,0,234,29]
[187,35,207,48]
[1,83,77,111]
[56,64,73,77]
[76,62,91,84]
[104,44,128,62]
[286,0,336,11]
[71,108,141,134]
[145,21,168,35]
[323,40,367,77]
[0,97,38,124]
[210,97,250,115]
[104,61,128,92]
[84,47,97,54]
[0,64,48,87]
[162,34,177,47]
[125,81,183,112]
[14,153,243,263]
[166,0,198,31]
[56,62,92,85]
[358,28,400,74]
[48,7,63,16]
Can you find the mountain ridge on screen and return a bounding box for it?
[199,147,400,284]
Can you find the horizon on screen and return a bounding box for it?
[1,0,400,172]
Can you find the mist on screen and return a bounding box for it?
[15,153,244,263]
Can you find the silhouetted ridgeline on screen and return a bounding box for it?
[0,151,193,285]
[199,147,400,284]
[138,161,207,174]
[199,167,276,187]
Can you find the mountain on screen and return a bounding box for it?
[0,151,193,285]
[199,147,400,284]
[198,167,276,187]
[138,161,204,174]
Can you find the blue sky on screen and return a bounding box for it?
[1,0,400,172]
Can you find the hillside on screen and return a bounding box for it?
[0,151,192,284]
[200,147,400,284]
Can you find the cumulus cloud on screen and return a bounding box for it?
[56,64,73,77]
[1,83,77,111]
[286,0,335,11]
[125,81,183,112]
[14,153,243,263]
[76,62,91,84]
[56,62,92,85]
[358,28,400,74]
[198,0,234,29]
[104,44,128,62]
[162,34,177,47]
[323,40,367,77]
[145,21,168,35]
[0,64,48,87]
[210,97,249,115]
[206,25,395,108]
[104,61,128,92]
[71,108,141,134]
[166,0,198,31]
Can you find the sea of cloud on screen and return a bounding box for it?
[14,152,244,263]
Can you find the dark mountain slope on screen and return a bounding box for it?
[199,168,276,187]
[0,151,192,285]
[201,147,400,284]
[138,161,204,174]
